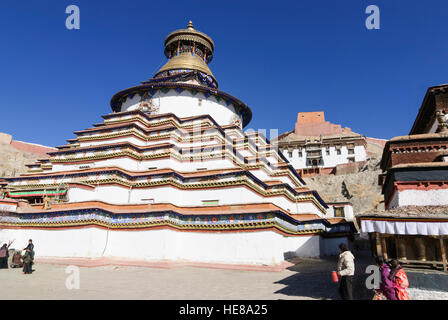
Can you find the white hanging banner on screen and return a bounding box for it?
[373,220,386,233]
[361,219,448,236]
[385,221,395,234]
[395,221,406,234]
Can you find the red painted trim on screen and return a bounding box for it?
[68,182,96,190]
[0,200,18,205]
[394,180,448,191]
[0,224,321,237]
[9,200,293,217]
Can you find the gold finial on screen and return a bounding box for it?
[187,21,194,29]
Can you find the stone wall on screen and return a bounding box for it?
[0,133,12,145]
[334,161,366,175]
[0,132,54,177]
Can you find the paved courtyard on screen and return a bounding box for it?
[0,254,446,300]
[0,260,332,300]
[0,255,368,300]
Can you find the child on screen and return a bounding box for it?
[389,259,410,300]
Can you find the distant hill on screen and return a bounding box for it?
[0,132,56,177]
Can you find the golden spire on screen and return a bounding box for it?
[154,21,217,85]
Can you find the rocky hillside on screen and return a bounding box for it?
[0,133,55,178]
[303,138,386,214]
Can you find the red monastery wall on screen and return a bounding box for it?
[388,139,448,167]
[0,132,56,156]
[392,152,443,166]
[10,140,56,156]
[294,112,353,136]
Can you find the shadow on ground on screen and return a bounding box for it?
[406,270,448,292]
[274,250,375,300]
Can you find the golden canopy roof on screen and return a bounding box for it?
[154,21,216,84]
[156,53,214,77]
[164,21,214,55]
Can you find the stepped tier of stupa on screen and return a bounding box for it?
[0,22,352,265]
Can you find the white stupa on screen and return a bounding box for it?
[0,22,352,266]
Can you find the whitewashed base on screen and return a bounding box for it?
[0,227,345,265]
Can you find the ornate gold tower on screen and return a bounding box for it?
[154,21,218,87]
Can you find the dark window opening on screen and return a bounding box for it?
[28,197,44,205]
[334,207,345,217]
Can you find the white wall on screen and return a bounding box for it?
[51,156,240,173]
[0,227,323,265]
[283,145,367,170]
[326,204,354,220]
[390,188,448,208]
[121,91,242,128]
[67,184,325,217]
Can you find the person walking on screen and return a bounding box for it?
[23,239,35,270]
[389,259,410,300]
[337,243,355,300]
[22,248,33,274]
[375,257,397,300]
[23,239,34,252]
[0,244,9,269]
[0,241,13,269]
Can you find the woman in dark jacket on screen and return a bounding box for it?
[22,249,33,274]
[0,243,11,269]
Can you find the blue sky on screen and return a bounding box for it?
[0,0,447,147]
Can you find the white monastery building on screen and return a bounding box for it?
[276,111,368,177]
